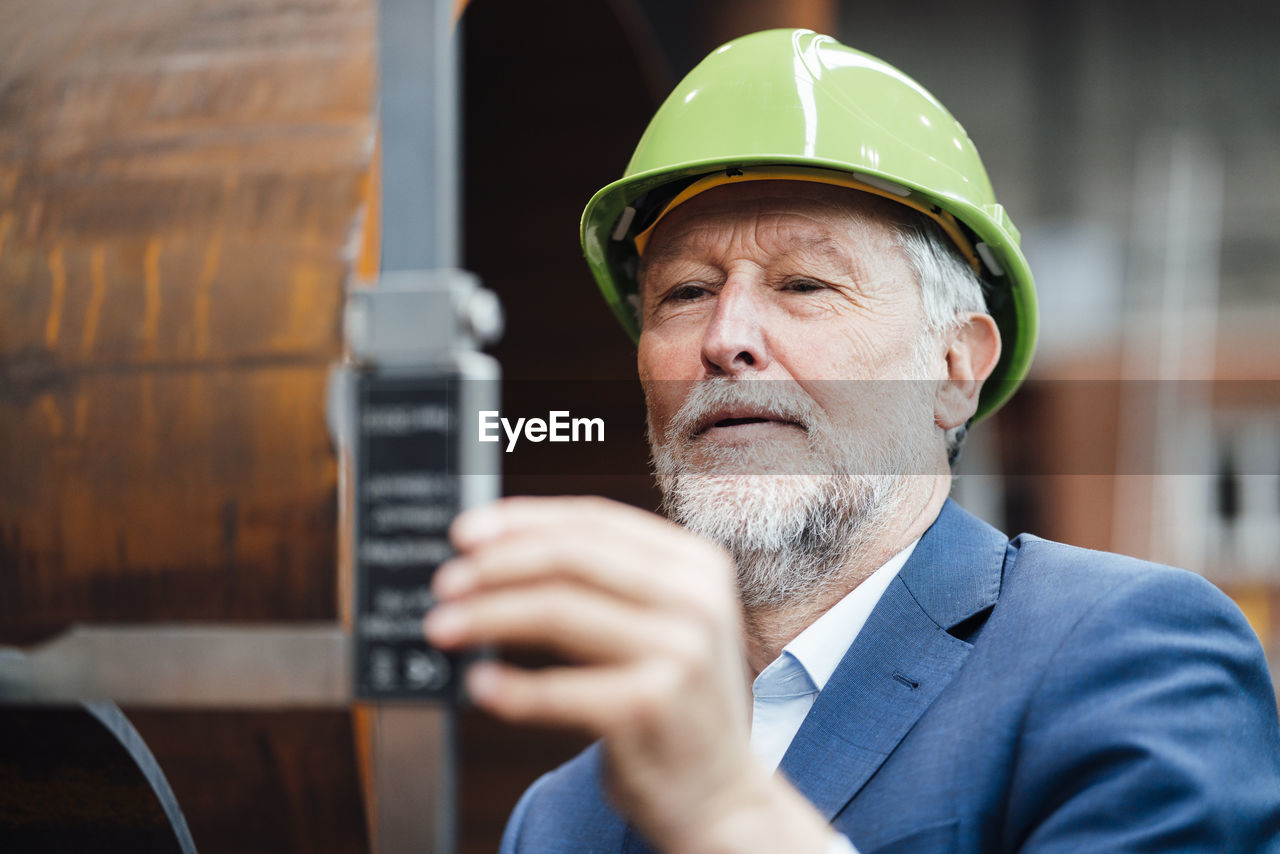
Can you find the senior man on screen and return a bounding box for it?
[424,30,1280,854]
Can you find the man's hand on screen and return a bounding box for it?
[423,496,835,854]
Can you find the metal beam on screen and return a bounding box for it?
[0,624,351,708]
[378,0,459,272]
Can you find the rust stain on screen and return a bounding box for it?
[25,199,43,241]
[82,242,107,356]
[353,704,376,849]
[288,262,322,341]
[194,229,223,356]
[142,238,162,357]
[0,210,13,263]
[140,374,157,437]
[74,393,90,438]
[45,245,66,349]
[355,132,380,283]
[39,393,63,438]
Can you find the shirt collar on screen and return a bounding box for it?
[783,537,920,691]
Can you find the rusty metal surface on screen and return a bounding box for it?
[0,2,376,851]
[0,0,375,638]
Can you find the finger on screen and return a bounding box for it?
[444,497,736,611]
[465,658,670,733]
[424,582,695,664]
[452,496,702,556]
[433,533,698,609]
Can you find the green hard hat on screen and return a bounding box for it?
[580,28,1037,422]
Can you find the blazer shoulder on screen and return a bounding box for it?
[999,537,1280,851]
[1002,533,1247,630]
[1007,535,1273,710]
[500,742,632,854]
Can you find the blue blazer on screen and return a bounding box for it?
[499,500,1280,853]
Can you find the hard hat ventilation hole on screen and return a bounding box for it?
[975,242,1005,278]
[611,206,637,241]
[857,174,911,198]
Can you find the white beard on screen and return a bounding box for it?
[647,352,940,609]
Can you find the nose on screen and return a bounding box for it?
[700,276,771,376]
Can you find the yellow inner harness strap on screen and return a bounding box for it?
[631,166,983,276]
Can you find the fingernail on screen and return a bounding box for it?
[433,560,474,600]
[452,507,504,546]
[423,605,468,642]
[466,660,502,701]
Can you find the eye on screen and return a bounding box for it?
[784,278,826,293]
[666,283,710,302]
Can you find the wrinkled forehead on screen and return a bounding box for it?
[639,181,910,274]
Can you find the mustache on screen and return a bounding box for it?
[662,378,821,442]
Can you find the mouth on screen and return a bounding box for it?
[693,408,807,439]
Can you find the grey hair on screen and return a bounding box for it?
[892,211,990,467]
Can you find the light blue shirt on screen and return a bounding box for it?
[748,539,921,854]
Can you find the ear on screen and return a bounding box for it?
[934,313,1002,430]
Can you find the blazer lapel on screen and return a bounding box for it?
[777,499,1009,820]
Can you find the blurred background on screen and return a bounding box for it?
[1,0,1277,851]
